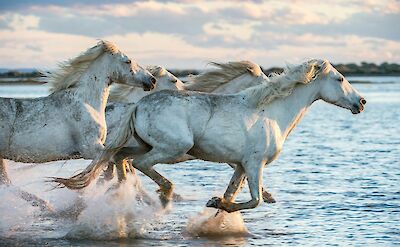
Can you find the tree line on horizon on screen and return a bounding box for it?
[1,62,400,79]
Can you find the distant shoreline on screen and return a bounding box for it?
[1,62,400,85]
[0,76,398,86]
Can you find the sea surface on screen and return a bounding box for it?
[0,76,399,246]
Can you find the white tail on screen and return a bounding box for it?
[51,105,138,190]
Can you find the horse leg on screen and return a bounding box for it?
[223,164,246,202]
[125,158,184,202]
[227,163,275,204]
[121,159,156,205]
[115,159,128,182]
[207,161,263,213]
[262,187,276,203]
[132,148,190,207]
[103,163,115,181]
[0,158,11,185]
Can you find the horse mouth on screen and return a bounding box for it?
[143,83,155,91]
[351,104,364,114]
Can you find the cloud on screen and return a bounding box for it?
[0,13,39,30]
[0,0,398,69]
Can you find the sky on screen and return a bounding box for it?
[0,0,399,69]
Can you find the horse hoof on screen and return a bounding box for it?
[206,196,222,208]
[262,191,276,203]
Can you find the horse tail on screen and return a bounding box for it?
[51,105,138,190]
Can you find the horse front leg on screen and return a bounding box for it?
[207,161,263,213]
[0,158,11,185]
[227,163,275,204]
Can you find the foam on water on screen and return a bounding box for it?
[186,208,249,237]
[0,186,40,236]
[65,176,164,240]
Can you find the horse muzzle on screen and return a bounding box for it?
[143,76,157,91]
[351,98,367,114]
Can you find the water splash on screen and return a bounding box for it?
[66,176,164,240]
[0,185,39,237]
[186,208,249,237]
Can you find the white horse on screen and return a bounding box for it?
[59,61,277,203]
[0,40,156,209]
[55,59,366,212]
[53,61,281,204]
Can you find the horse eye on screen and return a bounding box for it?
[125,60,131,64]
[338,77,344,82]
[171,79,177,83]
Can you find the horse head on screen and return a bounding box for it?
[147,65,185,91]
[311,59,366,114]
[106,45,157,91]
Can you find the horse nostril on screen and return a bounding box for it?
[360,98,366,105]
[150,77,156,85]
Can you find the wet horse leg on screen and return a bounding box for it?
[223,164,246,202]
[227,163,275,204]
[207,161,263,213]
[0,158,11,185]
[130,148,191,207]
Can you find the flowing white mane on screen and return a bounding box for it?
[42,40,122,93]
[246,59,331,107]
[185,61,263,92]
[109,65,166,102]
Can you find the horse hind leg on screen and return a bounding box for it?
[132,147,190,207]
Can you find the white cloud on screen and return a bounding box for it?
[0,0,398,69]
[203,20,261,42]
[0,13,40,30]
[0,27,398,69]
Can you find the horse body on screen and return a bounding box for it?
[131,59,365,212]
[0,41,156,210]
[61,59,366,213]
[0,42,154,164]
[134,91,251,164]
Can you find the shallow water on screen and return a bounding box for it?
[0,77,399,246]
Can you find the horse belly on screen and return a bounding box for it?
[190,130,246,163]
[7,122,76,163]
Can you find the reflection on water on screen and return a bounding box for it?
[0,84,50,98]
[0,77,399,246]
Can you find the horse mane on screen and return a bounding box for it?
[245,59,331,107]
[109,65,166,102]
[42,40,122,93]
[185,60,263,92]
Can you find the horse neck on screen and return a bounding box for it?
[211,73,264,94]
[123,87,150,103]
[76,57,114,113]
[262,82,320,139]
[119,76,180,103]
